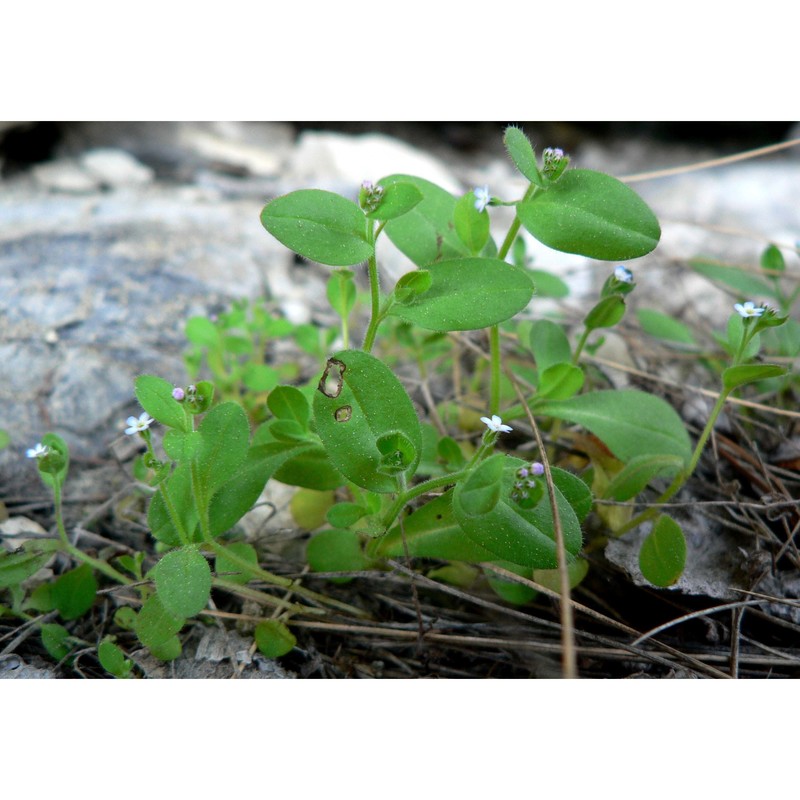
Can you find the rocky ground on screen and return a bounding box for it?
[1,121,798,678]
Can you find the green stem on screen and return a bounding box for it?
[206,539,368,617]
[52,482,132,585]
[487,185,537,415]
[571,327,592,365]
[614,388,731,536]
[381,468,470,531]
[362,223,381,353]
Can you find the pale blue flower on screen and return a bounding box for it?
[734,301,765,318]
[481,414,513,433]
[172,387,185,401]
[125,412,154,435]
[26,442,50,459]
[614,265,633,283]
[474,185,491,213]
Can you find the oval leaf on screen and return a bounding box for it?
[388,258,534,331]
[313,350,421,493]
[504,126,543,185]
[722,364,788,393]
[453,455,584,569]
[602,454,685,501]
[381,174,470,266]
[195,402,251,496]
[152,545,212,618]
[639,514,686,587]
[134,375,189,432]
[517,169,661,260]
[538,390,692,466]
[254,620,296,658]
[260,189,373,267]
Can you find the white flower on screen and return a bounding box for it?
[473,185,490,213]
[614,265,633,283]
[125,412,154,435]
[734,301,765,318]
[26,442,50,459]
[480,414,513,434]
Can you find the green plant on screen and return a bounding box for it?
[4,126,792,675]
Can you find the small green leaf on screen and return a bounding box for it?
[254,619,296,658]
[260,189,374,267]
[375,491,499,563]
[306,528,369,582]
[41,623,72,661]
[267,385,311,430]
[393,270,432,304]
[585,295,626,330]
[639,515,686,587]
[527,269,570,298]
[52,563,97,620]
[760,244,785,274]
[0,543,58,588]
[36,433,70,491]
[98,638,134,678]
[528,320,572,373]
[503,126,544,186]
[537,362,584,400]
[517,169,661,260]
[215,542,260,585]
[0,429,10,450]
[636,309,697,346]
[185,316,221,348]
[242,364,279,392]
[689,258,779,299]
[326,502,370,529]
[152,546,212,619]
[290,488,336,530]
[454,192,491,254]
[381,174,470,266]
[533,557,590,592]
[134,375,190,432]
[388,258,534,331]
[602,454,685,501]
[722,364,788,392]
[327,269,357,319]
[484,562,538,606]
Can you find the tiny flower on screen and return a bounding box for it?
[26,442,50,459]
[474,185,491,213]
[481,414,513,434]
[172,387,185,401]
[530,461,545,476]
[516,466,530,479]
[734,301,766,318]
[125,412,154,435]
[614,265,633,283]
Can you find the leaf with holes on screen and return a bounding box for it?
[313,350,421,493]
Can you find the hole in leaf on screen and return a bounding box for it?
[318,358,346,398]
[334,405,352,422]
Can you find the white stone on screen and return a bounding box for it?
[32,159,98,193]
[285,131,463,196]
[80,148,155,188]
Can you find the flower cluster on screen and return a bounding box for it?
[359,180,385,214]
[542,147,569,180]
[510,461,545,507]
